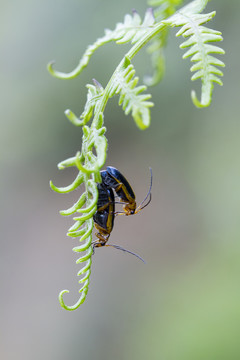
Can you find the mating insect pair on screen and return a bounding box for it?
[92,166,152,262]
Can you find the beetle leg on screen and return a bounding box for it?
[92,232,110,250]
[114,211,126,216]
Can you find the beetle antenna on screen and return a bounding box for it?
[105,244,146,263]
[136,167,152,213]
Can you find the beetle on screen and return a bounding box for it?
[92,167,152,263]
[92,183,115,248]
[100,166,152,215]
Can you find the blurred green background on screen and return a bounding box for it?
[1,0,240,359]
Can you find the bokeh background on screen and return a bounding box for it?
[1,0,240,359]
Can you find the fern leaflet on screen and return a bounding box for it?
[48,9,155,79]
[109,57,154,129]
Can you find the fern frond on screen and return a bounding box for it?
[47,9,155,79]
[163,0,225,107]
[51,172,97,310]
[49,0,225,310]
[109,57,154,129]
[50,100,107,310]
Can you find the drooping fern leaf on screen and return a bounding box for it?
[163,0,225,107]
[50,167,96,310]
[50,102,107,310]
[49,0,225,310]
